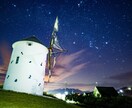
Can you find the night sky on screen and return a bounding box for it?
[0,0,132,91]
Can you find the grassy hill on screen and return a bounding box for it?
[0,85,3,88]
[0,90,80,108]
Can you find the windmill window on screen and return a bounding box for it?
[21,52,23,55]
[16,56,19,64]
[38,83,41,86]
[14,79,17,82]
[11,60,14,64]
[28,42,32,46]
[7,75,9,79]
[29,61,32,63]
[28,75,31,79]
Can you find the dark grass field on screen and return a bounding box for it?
[0,89,80,108]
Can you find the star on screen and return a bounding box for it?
[81,32,84,35]
[73,41,76,44]
[12,4,16,7]
[89,41,93,48]
[115,58,119,61]
[77,0,83,8]
[105,42,108,44]
[78,3,80,7]
[48,12,51,15]
[95,46,99,50]
[74,33,77,36]
[98,55,102,58]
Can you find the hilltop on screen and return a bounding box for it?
[0,89,80,108]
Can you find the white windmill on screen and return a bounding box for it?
[3,17,65,96]
[3,36,48,95]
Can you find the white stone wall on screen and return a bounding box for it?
[3,40,48,95]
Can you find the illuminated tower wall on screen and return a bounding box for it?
[3,37,48,95]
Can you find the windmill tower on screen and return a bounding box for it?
[3,17,65,95]
[3,37,48,95]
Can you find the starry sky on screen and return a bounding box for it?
[0,0,132,91]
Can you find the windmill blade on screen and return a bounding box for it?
[53,16,59,32]
[52,36,63,51]
[47,16,67,82]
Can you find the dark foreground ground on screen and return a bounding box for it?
[66,93,132,108]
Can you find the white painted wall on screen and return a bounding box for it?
[3,40,48,95]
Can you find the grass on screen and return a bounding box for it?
[0,90,80,108]
[0,85,3,88]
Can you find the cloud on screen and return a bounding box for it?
[107,71,132,87]
[109,71,132,81]
[0,67,7,73]
[0,42,11,72]
[0,73,6,85]
[44,82,95,91]
[45,50,88,83]
[0,73,6,79]
[0,42,11,85]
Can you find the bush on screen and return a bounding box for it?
[0,85,3,89]
[66,94,132,108]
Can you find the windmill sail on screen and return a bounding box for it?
[50,16,64,53]
[53,16,59,32]
[47,17,65,82]
[52,35,64,52]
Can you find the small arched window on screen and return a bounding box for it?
[21,52,23,55]
[7,75,10,79]
[11,60,14,64]
[16,57,19,64]
[38,83,41,86]
[27,42,32,46]
[28,75,31,79]
[14,79,17,82]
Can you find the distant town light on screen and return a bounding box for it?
[55,93,66,100]
[119,89,124,93]
[66,100,76,104]
[128,87,131,90]
[65,91,68,95]
[55,93,62,99]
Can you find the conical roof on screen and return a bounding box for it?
[21,36,43,45]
